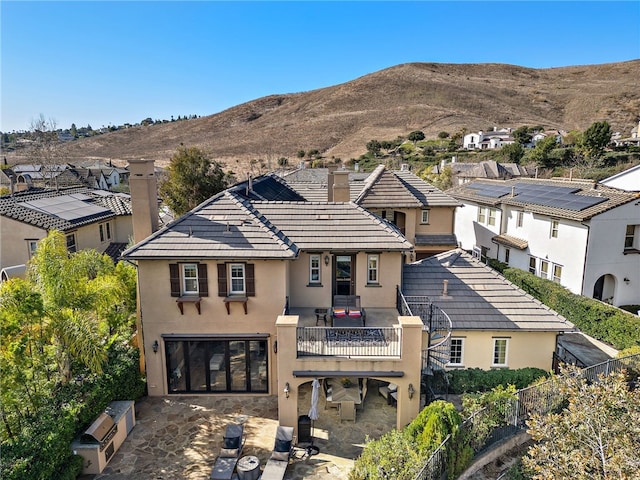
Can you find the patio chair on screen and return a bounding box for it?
[339,400,356,422]
[261,425,295,480]
[210,423,245,480]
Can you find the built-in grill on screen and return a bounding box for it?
[73,401,135,474]
[82,412,118,450]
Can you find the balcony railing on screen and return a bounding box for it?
[296,326,402,358]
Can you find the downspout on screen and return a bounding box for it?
[580,221,591,298]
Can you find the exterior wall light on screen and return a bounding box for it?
[324,255,330,266]
[408,383,415,400]
[152,340,159,354]
[284,382,290,399]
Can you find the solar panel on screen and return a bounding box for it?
[18,195,110,221]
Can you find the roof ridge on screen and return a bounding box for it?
[354,164,385,204]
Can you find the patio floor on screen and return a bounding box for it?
[89,379,398,479]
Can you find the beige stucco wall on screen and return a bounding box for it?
[275,315,424,434]
[139,258,288,396]
[113,215,133,244]
[0,217,47,268]
[447,330,559,371]
[414,207,455,236]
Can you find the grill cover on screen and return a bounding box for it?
[81,412,116,443]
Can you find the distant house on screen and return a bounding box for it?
[613,120,640,147]
[433,159,534,186]
[0,186,133,269]
[403,249,574,371]
[449,177,640,307]
[531,130,564,146]
[463,128,515,150]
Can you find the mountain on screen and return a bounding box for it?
[22,60,640,172]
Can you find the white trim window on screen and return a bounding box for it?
[487,208,497,226]
[182,264,199,295]
[230,263,246,294]
[539,259,549,279]
[504,248,510,264]
[553,264,563,283]
[550,219,559,238]
[516,211,524,228]
[492,338,508,366]
[99,222,112,243]
[477,207,487,224]
[309,255,321,284]
[66,233,77,253]
[27,239,38,258]
[449,338,464,366]
[367,254,379,284]
[624,224,638,250]
[421,209,430,224]
[529,256,537,274]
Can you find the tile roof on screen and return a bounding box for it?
[122,192,412,260]
[281,168,368,202]
[229,173,306,201]
[0,187,131,231]
[447,178,639,221]
[492,234,528,250]
[402,249,574,332]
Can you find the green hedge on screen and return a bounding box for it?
[446,368,549,394]
[499,267,640,350]
[0,344,146,480]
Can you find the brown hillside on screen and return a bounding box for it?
[17,60,640,174]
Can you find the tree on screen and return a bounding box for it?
[28,114,63,190]
[297,150,305,159]
[366,139,382,156]
[500,142,525,163]
[69,123,77,138]
[513,125,532,145]
[580,120,612,160]
[529,135,558,167]
[524,367,640,479]
[408,130,425,145]
[438,131,450,139]
[158,146,233,217]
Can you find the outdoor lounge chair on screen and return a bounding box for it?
[210,423,245,480]
[261,425,295,480]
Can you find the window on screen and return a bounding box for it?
[550,220,559,238]
[477,207,486,224]
[421,209,430,224]
[449,338,464,366]
[99,222,112,243]
[624,225,638,251]
[309,255,321,284]
[492,338,508,366]
[480,246,488,263]
[27,239,38,258]
[516,211,524,228]
[230,264,245,294]
[488,208,497,226]
[529,256,537,274]
[504,248,510,264]
[66,233,77,253]
[367,254,379,284]
[216,264,255,297]
[170,263,209,297]
[553,264,563,283]
[540,260,549,279]
[182,264,199,294]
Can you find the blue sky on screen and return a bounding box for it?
[2,1,639,132]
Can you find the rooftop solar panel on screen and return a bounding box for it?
[18,195,111,221]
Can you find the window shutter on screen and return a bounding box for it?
[169,264,180,297]
[198,264,209,297]
[246,263,255,297]
[217,264,228,297]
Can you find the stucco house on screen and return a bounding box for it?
[0,186,133,270]
[403,249,575,372]
[283,165,461,260]
[433,159,535,187]
[462,128,515,150]
[449,178,640,307]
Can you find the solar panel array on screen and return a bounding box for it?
[18,194,111,221]
[468,183,608,211]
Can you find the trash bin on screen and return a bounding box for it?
[298,414,311,444]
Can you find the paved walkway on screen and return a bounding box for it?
[91,380,397,479]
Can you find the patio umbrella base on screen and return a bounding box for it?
[305,445,320,456]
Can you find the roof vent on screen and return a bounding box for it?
[441,279,451,297]
[316,214,331,220]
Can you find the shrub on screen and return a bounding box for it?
[447,368,549,394]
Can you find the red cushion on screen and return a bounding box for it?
[348,310,361,317]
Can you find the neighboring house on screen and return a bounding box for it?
[0,186,133,269]
[531,130,564,146]
[463,128,515,150]
[599,163,640,191]
[434,159,535,187]
[283,165,460,260]
[449,178,640,307]
[123,160,432,430]
[403,249,575,371]
[613,120,640,147]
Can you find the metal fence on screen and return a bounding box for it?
[412,352,640,480]
[296,326,402,357]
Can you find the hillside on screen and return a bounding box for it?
[9,60,640,174]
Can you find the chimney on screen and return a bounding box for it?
[128,159,159,243]
[333,169,350,202]
[442,279,450,297]
[327,164,338,202]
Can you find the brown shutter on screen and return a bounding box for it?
[245,263,255,297]
[169,263,180,297]
[217,264,228,297]
[198,264,208,297]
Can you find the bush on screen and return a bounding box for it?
[501,267,640,350]
[447,368,549,394]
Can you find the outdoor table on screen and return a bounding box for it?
[236,455,260,480]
